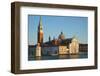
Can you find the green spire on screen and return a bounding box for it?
[38,16,43,30]
[39,16,42,28]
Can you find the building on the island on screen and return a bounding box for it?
[41,35,79,55]
[69,36,79,54]
[35,16,80,56]
[36,16,43,57]
[58,46,69,55]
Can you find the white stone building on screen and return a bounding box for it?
[69,36,79,54]
[36,43,41,56]
[58,46,69,55]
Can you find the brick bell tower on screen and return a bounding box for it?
[37,16,43,45]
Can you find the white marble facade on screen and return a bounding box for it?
[36,45,41,56]
[69,37,79,54]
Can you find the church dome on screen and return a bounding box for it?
[58,32,65,40]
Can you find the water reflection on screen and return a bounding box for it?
[35,56,42,60]
[28,46,88,61]
[59,55,69,59]
[28,52,88,61]
[69,54,79,59]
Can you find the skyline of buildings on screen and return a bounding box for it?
[28,15,88,45]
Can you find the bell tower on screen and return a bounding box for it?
[37,16,43,45]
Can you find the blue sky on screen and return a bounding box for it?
[28,15,88,45]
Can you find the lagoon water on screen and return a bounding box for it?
[28,47,88,61]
